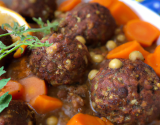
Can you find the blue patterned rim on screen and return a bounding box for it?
[135,0,160,15]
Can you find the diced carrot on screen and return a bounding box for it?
[124,19,160,47]
[29,95,63,114]
[0,80,24,100]
[19,76,47,102]
[90,0,118,9]
[58,0,81,12]
[106,40,150,59]
[109,1,140,25]
[145,45,160,77]
[0,1,6,7]
[67,113,113,125]
[154,45,160,64]
[13,45,27,58]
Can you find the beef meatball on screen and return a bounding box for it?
[58,3,116,46]
[0,27,13,68]
[29,33,90,86]
[0,100,36,125]
[11,0,57,22]
[91,59,160,125]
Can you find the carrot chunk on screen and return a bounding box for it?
[29,95,63,114]
[13,45,27,58]
[67,113,113,125]
[110,1,140,25]
[145,45,160,77]
[0,80,24,100]
[106,40,150,59]
[90,0,118,9]
[0,1,6,7]
[58,0,81,12]
[124,19,160,47]
[19,76,47,102]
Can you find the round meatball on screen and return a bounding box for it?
[0,100,36,125]
[11,0,57,22]
[58,3,116,46]
[0,27,13,68]
[29,33,90,86]
[91,59,160,125]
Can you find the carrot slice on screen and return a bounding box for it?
[29,95,63,114]
[13,45,27,58]
[150,45,160,63]
[58,0,81,12]
[19,76,47,102]
[145,45,160,77]
[106,40,150,59]
[67,113,113,125]
[90,0,118,9]
[110,1,140,25]
[0,80,24,100]
[124,19,160,47]
[0,1,6,7]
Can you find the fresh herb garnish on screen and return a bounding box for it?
[0,18,59,60]
[0,67,12,113]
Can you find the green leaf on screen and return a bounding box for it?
[0,92,12,113]
[0,67,6,76]
[0,67,10,89]
[0,41,6,49]
[0,78,10,89]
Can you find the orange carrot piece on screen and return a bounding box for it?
[58,0,81,12]
[0,1,6,7]
[124,19,160,47]
[67,113,113,125]
[106,40,150,59]
[90,0,118,9]
[13,45,27,58]
[110,1,140,25]
[29,95,63,114]
[19,76,47,102]
[0,80,24,100]
[145,45,160,77]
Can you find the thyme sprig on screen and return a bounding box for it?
[0,18,59,60]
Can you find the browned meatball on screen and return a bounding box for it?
[0,100,36,125]
[11,0,57,22]
[0,27,12,68]
[29,33,90,86]
[58,3,116,46]
[91,59,160,125]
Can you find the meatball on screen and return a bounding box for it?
[11,0,57,22]
[0,100,36,125]
[0,27,13,68]
[29,33,90,86]
[91,59,160,125]
[58,3,116,46]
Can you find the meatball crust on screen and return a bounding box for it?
[0,100,36,125]
[91,59,160,125]
[11,0,57,22]
[58,3,116,46]
[29,33,90,86]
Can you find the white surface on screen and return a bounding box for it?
[120,0,160,30]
